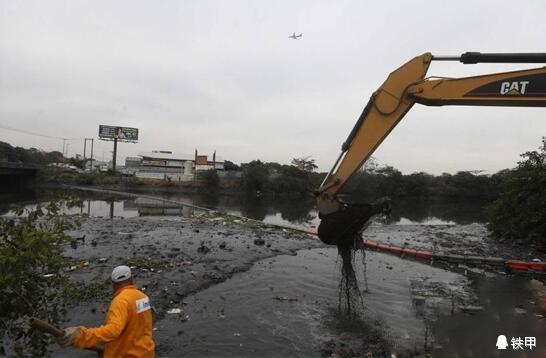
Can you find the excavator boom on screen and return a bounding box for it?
[317,52,546,246]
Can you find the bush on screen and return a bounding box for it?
[0,202,78,356]
[486,150,546,245]
[197,169,220,189]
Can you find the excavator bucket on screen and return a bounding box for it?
[317,198,391,247]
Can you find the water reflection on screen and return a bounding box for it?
[389,197,487,225]
[2,189,489,227]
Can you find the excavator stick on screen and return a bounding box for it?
[316,51,546,247]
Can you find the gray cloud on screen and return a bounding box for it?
[1,0,545,174]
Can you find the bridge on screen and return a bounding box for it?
[0,162,38,189]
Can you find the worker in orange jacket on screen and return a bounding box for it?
[58,265,155,357]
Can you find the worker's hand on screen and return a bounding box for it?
[56,326,79,348]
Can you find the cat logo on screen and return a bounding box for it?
[500,81,530,95]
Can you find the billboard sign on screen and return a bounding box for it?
[99,125,139,141]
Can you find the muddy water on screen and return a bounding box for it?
[156,248,465,356]
[156,248,546,357]
[5,189,546,356]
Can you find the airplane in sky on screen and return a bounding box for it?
[288,32,303,39]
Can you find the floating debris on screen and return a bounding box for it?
[459,305,484,314]
[254,238,265,246]
[197,242,210,254]
[273,296,298,303]
[118,232,133,239]
[66,261,90,272]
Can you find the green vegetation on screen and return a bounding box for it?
[197,169,220,190]
[241,159,322,196]
[41,168,139,187]
[0,202,77,356]
[342,167,500,200]
[0,141,63,165]
[486,149,546,246]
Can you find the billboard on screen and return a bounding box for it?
[99,125,139,141]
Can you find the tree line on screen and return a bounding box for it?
[4,140,545,245]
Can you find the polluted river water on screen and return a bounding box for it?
[3,190,546,357]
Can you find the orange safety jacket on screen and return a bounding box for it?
[73,284,155,358]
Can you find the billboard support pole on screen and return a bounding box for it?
[90,138,94,171]
[112,138,118,172]
[83,139,87,164]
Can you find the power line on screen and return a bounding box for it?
[0,124,81,141]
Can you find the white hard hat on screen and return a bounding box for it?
[111,265,132,283]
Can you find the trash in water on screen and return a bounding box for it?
[254,238,265,246]
[459,305,484,313]
[66,261,90,272]
[167,308,182,314]
[217,307,225,319]
[197,242,210,254]
[273,296,298,302]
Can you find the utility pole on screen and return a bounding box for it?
[83,138,94,171]
[90,138,94,171]
[62,139,67,157]
[112,138,118,172]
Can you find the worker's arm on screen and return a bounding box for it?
[73,296,129,349]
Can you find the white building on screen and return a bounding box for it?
[135,150,225,182]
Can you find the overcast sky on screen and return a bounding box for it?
[1,0,545,174]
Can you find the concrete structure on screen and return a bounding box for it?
[125,156,142,168]
[123,157,142,176]
[135,150,225,182]
[85,159,111,172]
[0,161,37,189]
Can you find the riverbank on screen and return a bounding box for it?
[45,212,546,357]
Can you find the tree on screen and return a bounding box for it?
[241,160,270,192]
[291,156,318,172]
[486,149,546,245]
[197,169,220,189]
[270,165,312,195]
[223,160,240,171]
[361,156,379,173]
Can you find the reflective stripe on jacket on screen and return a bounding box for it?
[73,284,155,357]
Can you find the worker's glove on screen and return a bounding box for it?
[56,326,79,348]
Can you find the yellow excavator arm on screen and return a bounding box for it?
[317,52,546,246]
